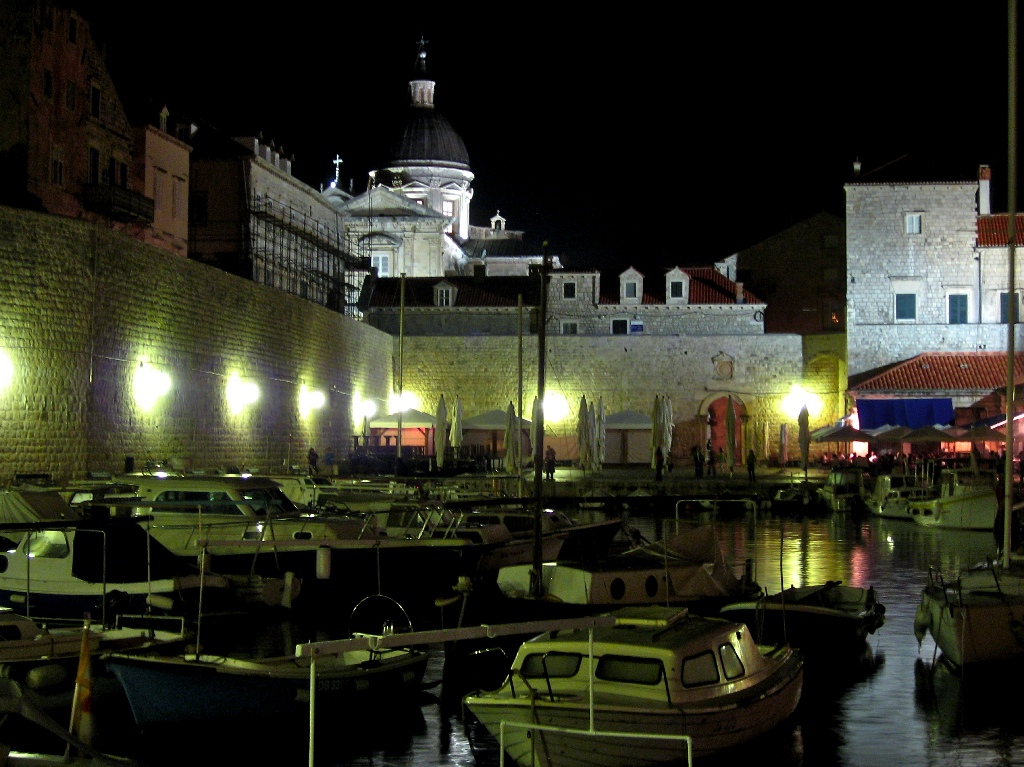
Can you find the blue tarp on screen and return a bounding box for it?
[855,398,954,430]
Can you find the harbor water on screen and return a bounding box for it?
[9,503,1024,766]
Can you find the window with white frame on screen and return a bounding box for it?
[561,321,578,335]
[563,281,576,299]
[435,287,452,307]
[625,281,638,299]
[905,213,922,235]
[895,293,916,321]
[669,280,684,299]
[370,253,390,277]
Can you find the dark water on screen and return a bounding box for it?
[9,510,1024,766]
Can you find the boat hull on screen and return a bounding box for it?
[107,647,429,724]
[468,661,803,766]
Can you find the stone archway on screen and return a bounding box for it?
[704,394,748,470]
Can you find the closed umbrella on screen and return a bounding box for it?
[435,395,448,469]
[449,396,464,452]
[650,395,663,469]
[595,397,606,468]
[798,404,810,477]
[662,395,674,459]
[504,401,520,474]
[577,396,592,471]
[588,400,599,472]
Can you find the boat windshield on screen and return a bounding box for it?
[520,652,582,679]
[240,487,297,516]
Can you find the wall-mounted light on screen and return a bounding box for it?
[388,391,419,414]
[299,385,325,417]
[134,360,172,412]
[542,392,570,424]
[780,384,823,421]
[226,372,259,414]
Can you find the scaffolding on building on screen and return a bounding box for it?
[248,193,369,317]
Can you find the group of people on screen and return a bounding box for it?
[687,443,759,483]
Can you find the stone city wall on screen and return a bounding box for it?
[0,206,393,483]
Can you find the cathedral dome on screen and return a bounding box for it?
[387,46,470,171]
[389,108,470,170]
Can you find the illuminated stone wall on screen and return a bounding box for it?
[0,206,392,483]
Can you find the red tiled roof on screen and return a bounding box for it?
[850,352,1024,392]
[978,214,1024,247]
[365,276,540,308]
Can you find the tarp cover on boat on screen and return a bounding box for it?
[855,398,954,430]
[0,490,72,524]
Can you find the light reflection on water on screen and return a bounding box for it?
[36,512,1024,766]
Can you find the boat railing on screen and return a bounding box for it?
[497,715,693,767]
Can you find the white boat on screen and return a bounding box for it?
[494,525,757,614]
[861,472,931,520]
[463,605,803,766]
[817,466,869,513]
[907,468,998,530]
[913,560,1024,667]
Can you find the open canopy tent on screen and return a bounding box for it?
[811,424,873,443]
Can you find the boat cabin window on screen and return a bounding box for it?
[154,491,241,515]
[26,530,70,559]
[595,655,664,685]
[719,642,745,680]
[520,651,582,679]
[682,650,720,687]
[243,487,298,515]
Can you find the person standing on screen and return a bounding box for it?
[544,445,556,480]
[307,446,319,475]
[747,449,757,483]
[707,442,717,477]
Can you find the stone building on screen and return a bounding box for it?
[0,1,188,256]
[188,126,368,315]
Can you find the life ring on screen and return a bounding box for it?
[753,310,764,322]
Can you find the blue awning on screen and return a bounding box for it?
[855,398,954,430]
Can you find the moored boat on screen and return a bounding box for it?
[463,605,803,766]
[907,468,998,530]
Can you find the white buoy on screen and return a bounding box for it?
[147,593,174,611]
[316,546,331,580]
[25,663,68,690]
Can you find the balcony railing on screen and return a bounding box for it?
[83,184,154,224]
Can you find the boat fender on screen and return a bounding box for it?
[147,593,175,612]
[316,546,331,580]
[25,663,67,690]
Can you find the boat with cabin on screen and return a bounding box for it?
[462,605,804,766]
[907,468,999,530]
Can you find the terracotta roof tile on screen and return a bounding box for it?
[849,352,1024,393]
[978,214,1024,247]
[365,276,539,308]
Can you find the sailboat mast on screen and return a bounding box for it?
[518,293,524,498]
[1005,0,1018,570]
[397,274,405,468]
[532,243,550,598]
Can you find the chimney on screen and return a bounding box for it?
[853,158,862,178]
[735,281,745,304]
[979,164,992,215]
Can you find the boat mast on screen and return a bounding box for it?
[1005,0,1018,570]
[532,243,550,598]
[397,273,405,472]
[518,293,524,498]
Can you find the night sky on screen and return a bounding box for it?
[83,4,1017,275]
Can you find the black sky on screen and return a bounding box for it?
[83,4,1017,274]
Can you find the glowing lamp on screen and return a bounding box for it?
[542,392,570,424]
[226,372,259,414]
[134,361,172,412]
[781,385,823,421]
[299,385,326,416]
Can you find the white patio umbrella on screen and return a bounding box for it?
[595,397,606,468]
[650,395,663,469]
[504,401,520,474]
[449,395,464,450]
[588,399,599,472]
[435,395,448,469]
[577,395,592,471]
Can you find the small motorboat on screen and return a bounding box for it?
[718,580,886,658]
[463,605,803,766]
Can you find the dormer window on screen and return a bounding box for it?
[434,282,457,307]
[670,281,684,298]
[665,268,689,304]
[618,267,644,305]
[625,282,638,299]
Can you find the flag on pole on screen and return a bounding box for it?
[69,620,94,750]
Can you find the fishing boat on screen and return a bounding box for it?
[913,559,1024,668]
[861,472,931,520]
[463,605,803,766]
[907,468,998,530]
[718,581,886,658]
[817,466,869,513]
